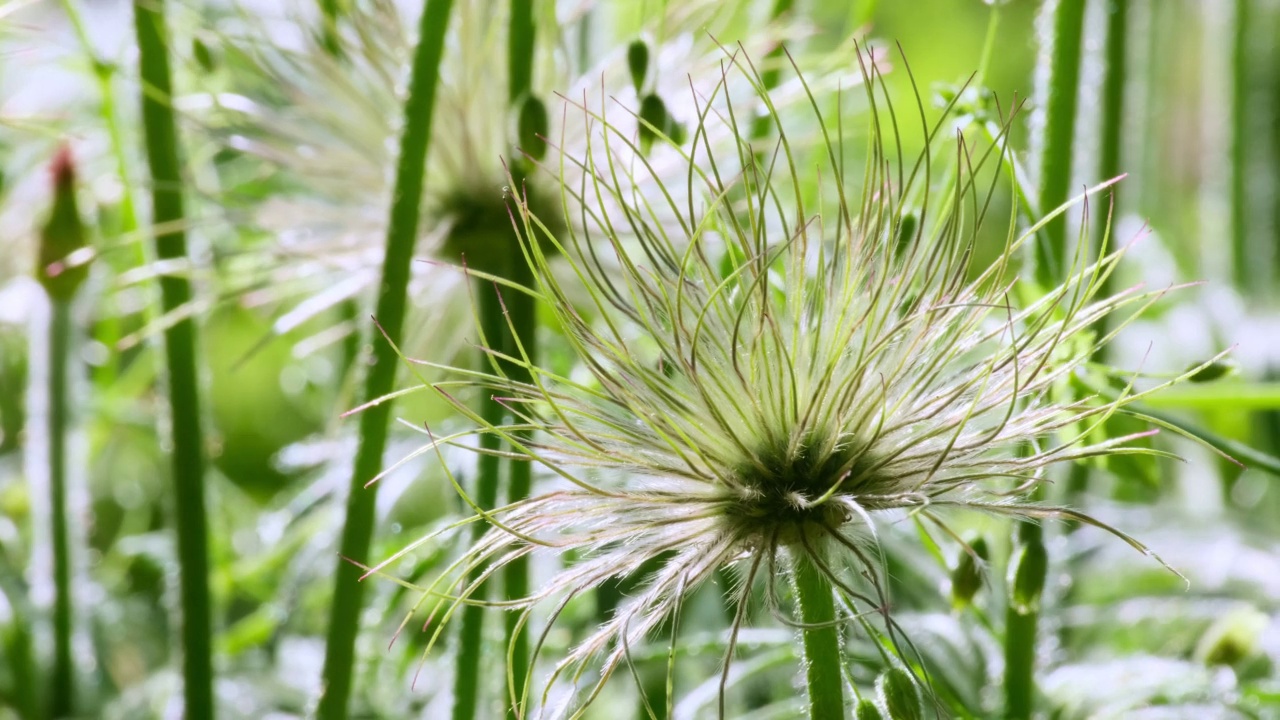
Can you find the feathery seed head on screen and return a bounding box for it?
[378,43,1211,716]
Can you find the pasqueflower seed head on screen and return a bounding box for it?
[373,46,1217,717]
[198,0,797,357]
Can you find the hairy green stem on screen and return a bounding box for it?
[1230,0,1251,289]
[1004,522,1045,720]
[1032,0,1086,288]
[1093,0,1129,352]
[508,0,534,102]
[133,4,214,718]
[794,553,845,720]
[316,1,455,717]
[498,6,538,716]
[502,256,536,719]
[1009,1,1086,712]
[1066,0,1130,508]
[46,300,74,718]
[452,272,510,720]
[1003,602,1039,719]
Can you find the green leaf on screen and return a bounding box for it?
[949,534,988,608]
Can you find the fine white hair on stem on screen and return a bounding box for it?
[364,40,1220,719]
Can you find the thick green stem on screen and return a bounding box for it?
[1004,524,1046,720]
[502,257,536,719]
[794,554,845,720]
[508,0,534,102]
[452,272,510,720]
[47,300,74,718]
[1230,0,1251,289]
[1003,603,1038,720]
[499,6,538,716]
[315,1,455,718]
[1032,0,1086,289]
[1067,0,1130,507]
[132,4,214,718]
[1093,0,1129,351]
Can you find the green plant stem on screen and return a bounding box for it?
[508,0,534,102]
[1093,0,1129,352]
[794,554,845,720]
[133,4,214,718]
[1230,0,1250,289]
[47,299,74,718]
[502,256,535,719]
[499,6,538,716]
[1033,0,1086,289]
[1004,524,1043,720]
[1003,602,1038,719]
[316,1,455,718]
[452,272,509,720]
[1067,0,1130,507]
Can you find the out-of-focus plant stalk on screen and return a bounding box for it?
[316,1,455,718]
[1008,1,1085,716]
[503,3,538,717]
[37,147,89,720]
[794,555,844,720]
[1032,0,1086,288]
[453,272,510,720]
[1230,0,1251,290]
[1093,0,1129,356]
[1065,0,1130,511]
[1004,522,1046,720]
[132,2,214,718]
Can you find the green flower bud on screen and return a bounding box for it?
[855,698,885,720]
[638,94,668,155]
[894,213,918,258]
[517,94,549,162]
[38,147,89,301]
[627,39,649,94]
[1194,605,1269,666]
[193,35,217,73]
[1008,539,1048,614]
[875,667,923,720]
[949,534,989,608]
